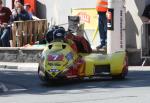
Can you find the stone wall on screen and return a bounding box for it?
[0,48,43,63]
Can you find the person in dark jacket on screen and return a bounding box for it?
[11,2,30,22]
[24,3,39,20]
[0,0,12,47]
[142,4,150,22]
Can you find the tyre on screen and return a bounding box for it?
[38,64,49,82]
[112,67,128,80]
[112,56,128,80]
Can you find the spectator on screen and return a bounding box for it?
[24,3,40,20]
[14,0,21,7]
[0,0,12,47]
[11,2,31,22]
[96,0,108,50]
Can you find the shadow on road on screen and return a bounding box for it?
[0,69,150,96]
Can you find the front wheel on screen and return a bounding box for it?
[38,64,49,82]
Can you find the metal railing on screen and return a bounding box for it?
[11,19,48,47]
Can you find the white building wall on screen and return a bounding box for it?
[4,0,12,9]
[45,0,95,25]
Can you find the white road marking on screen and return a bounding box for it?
[0,83,8,92]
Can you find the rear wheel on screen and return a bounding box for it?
[112,56,128,80]
[112,67,128,80]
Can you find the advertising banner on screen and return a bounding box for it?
[72,8,98,30]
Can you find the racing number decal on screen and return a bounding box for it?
[48,54,63,61]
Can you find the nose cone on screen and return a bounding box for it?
[49,67,60,78]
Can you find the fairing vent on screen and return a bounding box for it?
[62,45,66,49]
[48,45,52,49]
[94,65,110,76]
